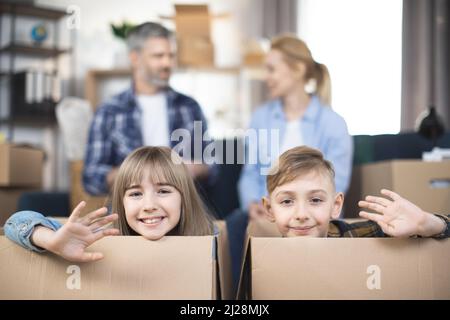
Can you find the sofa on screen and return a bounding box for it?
[15,132,450,219]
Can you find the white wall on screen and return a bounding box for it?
[35,0,262,95]
[298,0,403,135]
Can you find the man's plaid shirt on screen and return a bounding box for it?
[83,87,210,195]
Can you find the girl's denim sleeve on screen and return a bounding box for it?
[4,211,63,253]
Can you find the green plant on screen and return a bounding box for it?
[110,21,136,40]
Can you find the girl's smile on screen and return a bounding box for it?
[124,170,182,240]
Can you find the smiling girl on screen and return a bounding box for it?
[4,146,215,262]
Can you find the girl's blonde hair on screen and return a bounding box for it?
[267,146,335,195]
[271,34,332,106]
[111,146,214,236]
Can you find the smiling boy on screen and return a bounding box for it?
[262,146,449,238]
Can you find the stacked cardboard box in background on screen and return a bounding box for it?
[0,143,44,225]
[345,160,450,218]
[242,39,267,66]
[162,5,215,67]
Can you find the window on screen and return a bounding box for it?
[298,0,403,135]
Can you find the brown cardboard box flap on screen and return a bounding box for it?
[0,235,218,299]
[215,220,233,300]
[247,218,282,237]
[237,219,280,299]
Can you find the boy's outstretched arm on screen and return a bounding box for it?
[6,202,120,262]
[358,189,448,238]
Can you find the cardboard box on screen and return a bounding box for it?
[0,220,233,300]
[237,219,450,300]
[243,53,265,66]
[0,144,44,187]
[0,235,220,299]
[160,4,222,67]
[242,39,267,66]
[162,4,229,37]
[173,5,211,38]
[345,160,450,218]
[0,187,37,226]
[70,160,108,214]
[177,36,214,67]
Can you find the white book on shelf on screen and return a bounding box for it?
[25,71,34,104]
[35,71,44,103]
[44,73,53,101]
[52,76,61,102]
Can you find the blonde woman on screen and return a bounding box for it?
[5,146,215,262]
[238,34,353,219]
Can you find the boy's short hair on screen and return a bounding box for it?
[267,146,336,194]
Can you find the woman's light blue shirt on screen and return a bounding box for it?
[238,95,353,211]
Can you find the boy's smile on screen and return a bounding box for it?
[289,224,317,236]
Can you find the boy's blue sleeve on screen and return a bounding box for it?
[4,211,63,253]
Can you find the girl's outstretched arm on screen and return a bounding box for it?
[6,201,120,262]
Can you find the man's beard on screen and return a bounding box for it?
[142,68,171,88]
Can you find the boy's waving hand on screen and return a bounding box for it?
[358,189,447,238]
